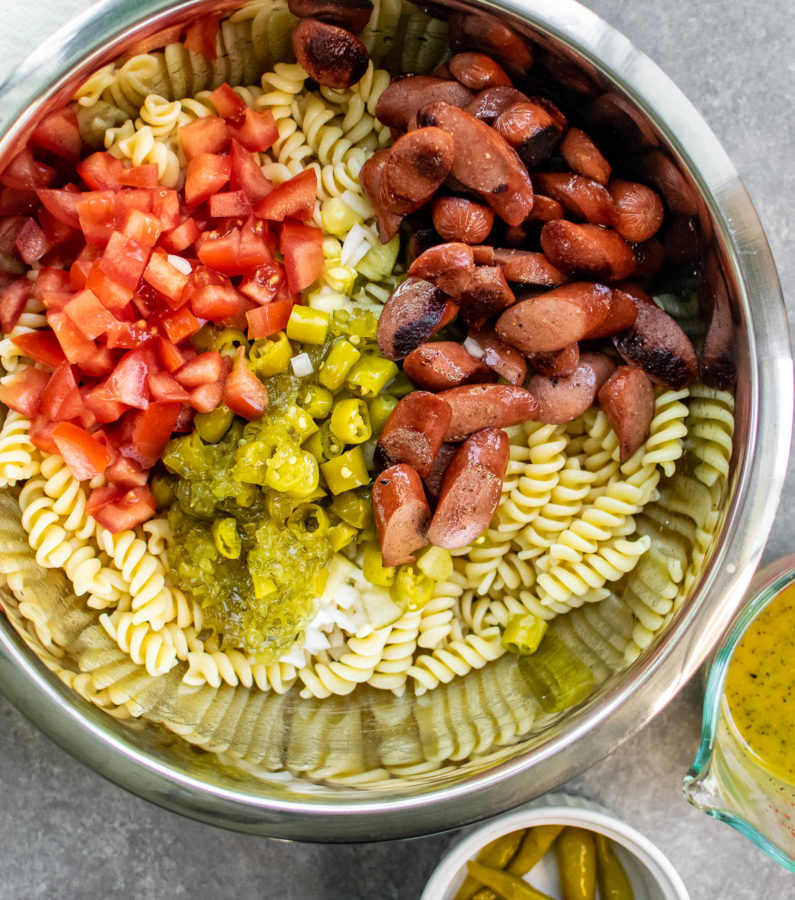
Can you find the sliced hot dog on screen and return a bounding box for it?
[374,390,452,477]
[527,343,580,378]
[700,252,737,389]
[533,172,618,227]
[380,127,456,215]
[292,19,369,89]
[377,277,450,360]
[529,351,616,424]
[287,0,373,31]
[495,281,613,354]
[423,441,458,500]
[372,463,431,566]
[631,237,665,278]
[417,101,534,226]
[465,86,531,123]
[439,383,539,440]
[465,326,528,385]
[375,76,475,132]
[448,52,512,90]
[447,12,534,80]
[640,149,699,216]
[493,102,565,169]
[360,149,402,243]
[608,179,664,243]
[427,427,510,549]
[597,366,655,461]
[432,196,494,244]
[613,286,698,389]
[455,265,515,318]
[403,342,495,392]
[493,248,568,286]
[540,220,636,281]
[408,242,475,297]
[582,286,638,339]
[559,127,611,185]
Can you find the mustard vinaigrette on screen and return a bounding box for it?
[724,582,795,783]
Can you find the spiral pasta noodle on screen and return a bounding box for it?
[0,412,41,486]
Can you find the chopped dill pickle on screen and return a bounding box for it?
[517,632,594,713]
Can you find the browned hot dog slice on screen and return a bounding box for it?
[292,19,369,89]
[582,286,638,339]
[447,12,534,80]
[372,463,431,566]
[360,149,402,243]
[439,383,539,440]
[631,237,665,278]
[495,282,613,354]
[699,252,737,389]
[493,102,564,169]
[465,86,531,123]
[559,127,611,185]
[465,326,528,385]
[597,366,655,461]
[612,286,698,389]
[375,76,475,132]
[493,248,568,286]
[448,52,512,90]
[408,242,475,297]
[417,101,534,226]
[527,343,580,378]
[427,427,510,549]
[529,352,616,424]
[456,265,516,318]
[540,220,636,281]
[608,179,664,243]
[380,127,456,215]
[525,194,565,222]
[374,391,452,477]
[403,342,495,392]
[432,196,495,244]
[532,172,618,227]
[287,0,373,31]
[640,149,699,216]
[423,441,458,500]
[377,277,450,360]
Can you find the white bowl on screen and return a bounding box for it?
[422,793,689,900]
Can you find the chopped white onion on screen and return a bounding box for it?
[463,336,484,359]
[290,352,314,377]
[167,254,193,275]
[340,222,372,267]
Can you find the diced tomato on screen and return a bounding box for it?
[238,261,285,306]
[0,147,55,191]
[152,188,180,230]
[185,152,231,207]
[87,484,156,533]
[178,116,229,162]
[148,370,191,403]
[209,83,247,119]
[28,415,59,454]
[39,232,85,272]
[83,383,127,424]
[254,169,317,222]
[223,345,267,419]
[86,262,133,311]
[0,187,39,216]
[281,218,324,293]
[121,209,162,248]
[245,299,294,338]
[11,331,66,368]
[189,283,245,320]
[33,267,72,300]
[113,188,155,223]
[49,309,99,365]
[77,152,127,191]
[142,248,188,307]
[0,216,27,271]
[184,15,220,59]
[36,187,82,229]
[38,206,78,248]
[63,289,119,340]
[227,108,279,153]
[98,231,150,291]
[0,367,49,416]
[157,305,201,344]
[53,422,112,480]
[100,350,150,409]
[189,381,224,413]
[208,190,253,218]
[156,336,187,373]
[118,164,159,189]
[106,318,156,350]
[0,277,31,332]
[159,217,201,253]
[30,107,82,162]
[196,218,270,277]
[15,217,50,265]
[174,351,225,388]
[121,401,181,468]
[76,191,116,245]
[105,454,148,488]
[41,363,82,421]
[229,140,272,205]
[70,244,102,289]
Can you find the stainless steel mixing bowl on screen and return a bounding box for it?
[0,0,791,841]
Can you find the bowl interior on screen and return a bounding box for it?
[0,0,789,840]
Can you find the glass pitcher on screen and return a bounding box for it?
[684,555,795,871]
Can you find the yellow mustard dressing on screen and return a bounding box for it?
[724,582,795,783]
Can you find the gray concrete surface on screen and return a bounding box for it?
[0,0,793,897]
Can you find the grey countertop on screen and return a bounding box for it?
[0,1,793,897]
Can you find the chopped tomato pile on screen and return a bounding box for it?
[0,84,325,532]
